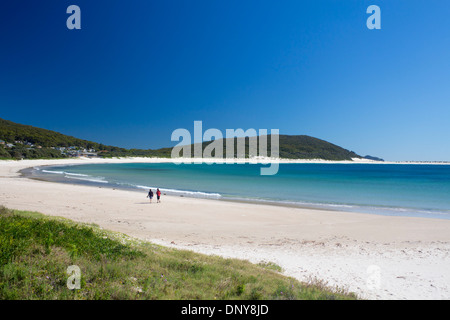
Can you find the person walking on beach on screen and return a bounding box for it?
[147,189,154,203]
[156,188,161,203]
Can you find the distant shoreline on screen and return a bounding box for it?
[2,156,450,166]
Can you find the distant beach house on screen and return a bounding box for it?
[79,151,98,158]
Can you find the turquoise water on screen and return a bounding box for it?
[32,163,450,219]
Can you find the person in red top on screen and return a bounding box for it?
[156,188,161,203]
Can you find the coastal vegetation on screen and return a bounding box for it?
[0,117,361,161]
[0,117,132,159]
[0,206,356,300]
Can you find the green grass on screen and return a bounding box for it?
[0,206,357,300]
[257,261,284,273]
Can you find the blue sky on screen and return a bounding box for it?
[0,1,449,161]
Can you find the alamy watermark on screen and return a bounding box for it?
[171,121,280,175]
[66,5,81,30]
[366,5,381,30]
[66,5,381,30]
[67,265,81,290]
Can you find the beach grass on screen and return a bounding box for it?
[0,206,357,300]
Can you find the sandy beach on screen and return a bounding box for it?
[1,157,450,300]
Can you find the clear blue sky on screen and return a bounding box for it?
[1,1,449,161]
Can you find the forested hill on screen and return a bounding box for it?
[278,135,361,160]
[0,118,107,149]
[0,117,362,160]
[180,135,362,160]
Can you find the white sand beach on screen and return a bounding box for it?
[1,158,450,300]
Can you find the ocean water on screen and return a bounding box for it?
[29,162,450,220]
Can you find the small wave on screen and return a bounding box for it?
[134,185,153,190]
[42,170,65,174]
[41,169,105,182]
[42,169,90,177]
[64,175,109,184]
[163,189,222,199]
[133,184,221,199]
[64,172,90,177]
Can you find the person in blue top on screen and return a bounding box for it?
[147,189,154,203]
